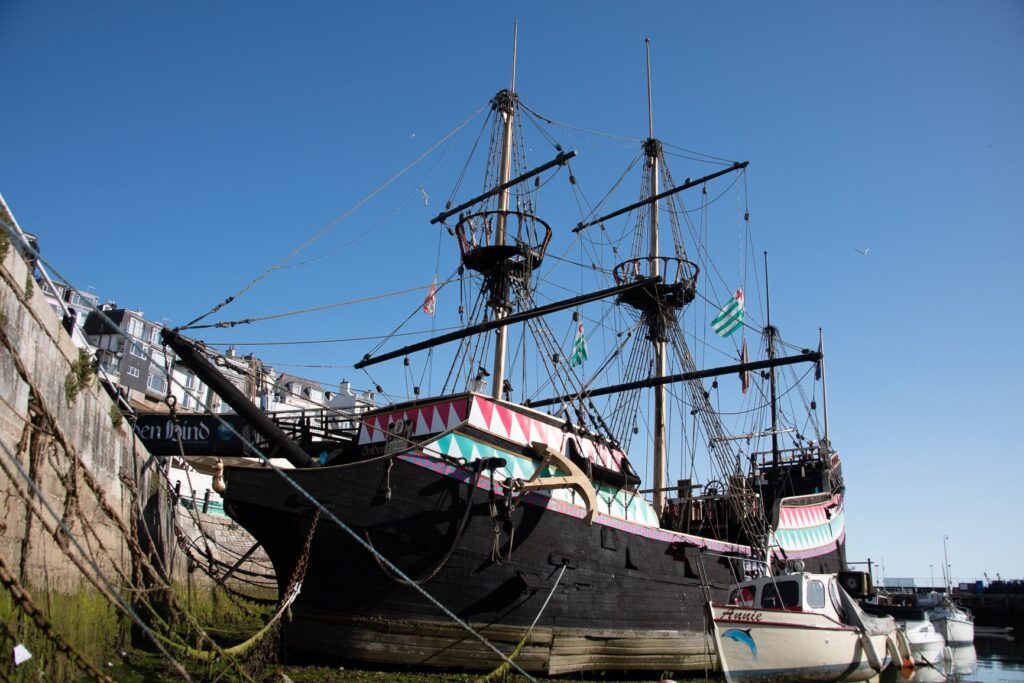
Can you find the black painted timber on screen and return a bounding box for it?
[527,350,822,408]
[355,276,659,369]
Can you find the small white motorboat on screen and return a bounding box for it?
[709,570,909,682]
[861,601,948,666]
[899,613,948,665]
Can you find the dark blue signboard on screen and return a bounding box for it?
[133,413,255,456]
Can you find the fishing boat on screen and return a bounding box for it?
[163,37,849,676]
[709,569,902,682]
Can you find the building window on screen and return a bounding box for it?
[127,366,140,378]
[126,318,144,338]
[182,393,191,410]
[185,374,196,390]
[101,357,120,374]
[147,373,167,393]
[150,327,161,344]
[129,341,146,359]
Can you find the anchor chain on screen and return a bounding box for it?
[490,478,523,563]
[368,462,486,585]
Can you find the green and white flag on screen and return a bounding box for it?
[569,323,589,366]
[711,288,744,338]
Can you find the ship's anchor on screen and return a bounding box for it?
[503,442,598,525]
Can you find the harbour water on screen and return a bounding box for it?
[878,634,1023,683]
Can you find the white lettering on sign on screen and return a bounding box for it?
[135,421,212,442]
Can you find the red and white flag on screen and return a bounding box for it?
[422,278,437,316]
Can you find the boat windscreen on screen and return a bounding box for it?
[761,579,800,609]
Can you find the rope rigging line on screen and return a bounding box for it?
[518,102,642,146]
[573,151,645,234]
[277,117,467,275]
[202,325,463,348]
[363,266,462,358]
[478,563,569,683]
[444,107,497,212]
[660,140,740,166]
[185,278,458,330]
[180,103,489,331]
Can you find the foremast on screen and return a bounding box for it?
[489,27,518,400]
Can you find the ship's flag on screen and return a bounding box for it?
[422,278,437,316]
[569,323,589,367]
[740,337,750,395]
[711,288,744,338]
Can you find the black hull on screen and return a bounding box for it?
[224,455,844,674]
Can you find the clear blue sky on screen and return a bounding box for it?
[3,1,1022,583]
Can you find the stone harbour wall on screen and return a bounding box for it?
[0,239,145,591]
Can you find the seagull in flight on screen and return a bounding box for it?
[854,247,870,256]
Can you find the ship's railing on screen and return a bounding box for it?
[753,446,824,468]
[455,210,552,277]
[612,256,699,312]
[612,255,699,288]
[266,408,360,444]
[660,476,762,534]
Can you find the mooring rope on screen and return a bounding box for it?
[478,563,569,683]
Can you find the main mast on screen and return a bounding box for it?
[604,39,700,515]
[645,39,669,514]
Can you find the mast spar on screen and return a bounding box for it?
[644,38,670,516]
[489,23,518,400]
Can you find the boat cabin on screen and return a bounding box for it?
[728,571,843,615]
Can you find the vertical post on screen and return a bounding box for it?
[645,38,667,515]
[819,328,830,454]
[490,24,518,400]
[645,37,654,141]
[764,252,780,467]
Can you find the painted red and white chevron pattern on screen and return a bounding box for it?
[467,396,626,472]
[358,398,470,445]
[777,494,843,530]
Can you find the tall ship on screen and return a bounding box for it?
[164,39,847,676]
